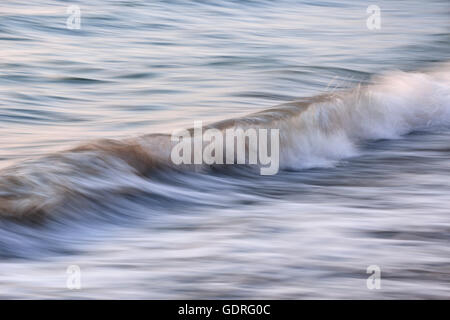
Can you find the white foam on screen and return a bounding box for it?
[280,65,450,169]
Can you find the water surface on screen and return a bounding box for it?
[0,0,449,299]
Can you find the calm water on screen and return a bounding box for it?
[0,0,449,299]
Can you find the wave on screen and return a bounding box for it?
[1,64,449,219]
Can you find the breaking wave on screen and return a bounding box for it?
[1,64,449,219]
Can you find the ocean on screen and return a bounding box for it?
[0,0,449,299]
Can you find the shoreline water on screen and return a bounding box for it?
[1,0,449,299]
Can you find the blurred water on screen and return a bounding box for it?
[0,0,449,299]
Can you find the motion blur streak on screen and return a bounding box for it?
[0,0,449,299]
